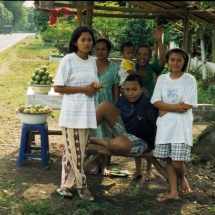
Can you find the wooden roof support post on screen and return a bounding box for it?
[212,24,215,63]
[182,11,189,52]
[199,24,207,80]
[86,1,94,29]
[153,16,160,62]
[77,1,83,27]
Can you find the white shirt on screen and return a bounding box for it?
[151,72,198,146]
[118,59,136,87]
[53,53,99,129]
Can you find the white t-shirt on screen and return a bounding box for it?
[53,53,99,129]
[151,72,198,146]
[118,59,136,87]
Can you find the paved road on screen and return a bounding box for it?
[0,33,35,53]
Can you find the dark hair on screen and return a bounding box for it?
[95,38,112,52]
[69,26,95,54]
[135,45,152,57]
[120,42,135,52]
[166,48,189,72]
[124,74,143,88]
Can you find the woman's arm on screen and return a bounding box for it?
[54,84,98,97]
[153,101,192,113]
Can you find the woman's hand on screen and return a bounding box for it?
[91,82,104,89]
[84,84,98,97]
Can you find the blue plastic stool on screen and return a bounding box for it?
[17,123,50,167]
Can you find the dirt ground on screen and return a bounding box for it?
[0,114,215,215]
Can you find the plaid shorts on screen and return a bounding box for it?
[153,143,191,161]
[108,116,149,157]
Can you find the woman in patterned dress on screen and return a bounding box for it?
[89,38,120,175]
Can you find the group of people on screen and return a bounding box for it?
[53,25,197,203]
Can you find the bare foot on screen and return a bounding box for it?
[89,165,101,175]
[156,194,179,203]
[127,171,142,181]
[59,143,64,151]
[102,167,110,176]
[145,172,155,181]
[180,176,191,194]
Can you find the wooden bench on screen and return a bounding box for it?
[85,143,168,181]
[31,129,168,181]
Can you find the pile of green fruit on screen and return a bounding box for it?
[30,65,53,85]
[16,104,52,114]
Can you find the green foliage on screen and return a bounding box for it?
[34,9,50,32]
[115,18,155,50]
[41,17,76,45]
[0,3,13,26]
[3,1,25,31]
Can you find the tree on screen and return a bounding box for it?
[2,1,25,30]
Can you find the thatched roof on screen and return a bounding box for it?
[34,1,215,25]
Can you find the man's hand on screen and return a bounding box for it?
[153,26,164,41]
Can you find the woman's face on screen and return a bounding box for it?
[95,42,109,60]
[168,52,184,73]
[75,32,93,56]
[136,47,151,67]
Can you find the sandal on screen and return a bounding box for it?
[77,190,94,201]
[110,168,130,176]
[56,187,73,198]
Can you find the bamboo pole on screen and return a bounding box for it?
[76,1,83,27]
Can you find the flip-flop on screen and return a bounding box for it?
[110,168,130,176]
[77,190,94,201]
[156,196,179,203]
[56,187,73,198]
[181,187,192,195]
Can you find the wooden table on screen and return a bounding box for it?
[26,87,63,110]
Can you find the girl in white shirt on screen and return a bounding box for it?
[54,26,102,201]
[151,48,197,202]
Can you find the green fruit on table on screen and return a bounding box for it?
[34,80,39,84]
[30,80,34,84]
[39,70,45,76]
[23,109,30,113]
[35,68,40,75]
[45,71,49,76]
[40,80,46,85]
[35,75,41,81]
[48,75,53,81]
[42,76,48,81]
[46,80,51,85]
[41,65,47,72]
[31,74,36,80]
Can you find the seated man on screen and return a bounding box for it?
[90,74,158,180]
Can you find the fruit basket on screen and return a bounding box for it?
[29,65,54,94]
[16,105,52,125]
[30,84,52,94]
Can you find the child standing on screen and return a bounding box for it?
[118,42,136,94]
[151,48,198,202]
[53,26,102,201]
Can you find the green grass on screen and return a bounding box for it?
[0,36,60,119]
